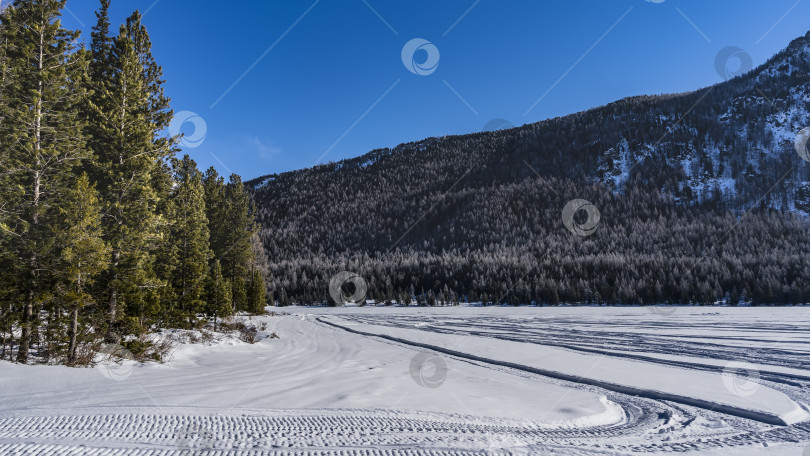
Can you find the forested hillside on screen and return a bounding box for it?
[249,32,810,307]
[0,0,267,365]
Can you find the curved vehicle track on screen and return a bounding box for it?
[2,309,810,454]
[0,404,807,455]
[317,310,810,453]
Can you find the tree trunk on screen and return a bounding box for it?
[67,307,78,365]
[18,28,45,364]
[106,250,120,343]
[17,289,33,363]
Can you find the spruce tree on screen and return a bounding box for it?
[221,174,257,311]
[202,166,226,262]
[87,10,174,339]
[83,0,110,181]
[0,3,12,299]
[89,0,111,82]
[167,155,212,324]
[205,260,231,330]
[0,3,16,361]
[56,174,109,364]
[232,276,248,313]
[247,269,267,314]
[0,3,8,135]
[202,169,265,313]
[0,0,88,362]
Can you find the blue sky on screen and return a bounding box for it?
[61,0,810,180]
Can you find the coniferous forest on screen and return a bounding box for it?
[0,0,267,364]
[2,0,810,367]
[248,32,810,308]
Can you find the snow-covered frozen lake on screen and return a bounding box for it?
[2,306,810,455]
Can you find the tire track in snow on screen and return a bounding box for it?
[0,409,806,455]
[317,317,799,426]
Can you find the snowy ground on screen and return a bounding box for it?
[2,306,810,454]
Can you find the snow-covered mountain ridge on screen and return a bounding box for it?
[244,32,810,306]
[250,32,810,214]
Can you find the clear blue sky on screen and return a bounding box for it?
[62,0,810,180]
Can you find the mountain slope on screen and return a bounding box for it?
[248,32,810,306]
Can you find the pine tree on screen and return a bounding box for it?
[0,3,9,135]
[202,166,226,262]
[167,155,212,324]
[0,4,13,332]
[232,276,247,313]
[201,166,266,313]
[56,174,109,364]
[87,10,174,340]
[247,268,267,314]
[89,0,111,81]
[0,0,88,362]
[205,260,231,330]
[83,0,110,179]
[221,174,256,311]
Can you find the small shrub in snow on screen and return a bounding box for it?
[237,324,259,344]
[121,335,174,363]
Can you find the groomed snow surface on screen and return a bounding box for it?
[2,306,810,455]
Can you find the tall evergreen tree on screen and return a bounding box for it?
[0,3,9,136]
[0,0,88,362]
[167,155,211,324]
[0,2,12,240]
[205,260,231,330]
[202,169,265,313]
[83,0,110,182]
[56,174,109,364]
[0,2,16,361]
[247,268,267,313]
[221,174,257,311]
[202,166,226,262]
[87,10,174,340]
[89,0,111,81]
